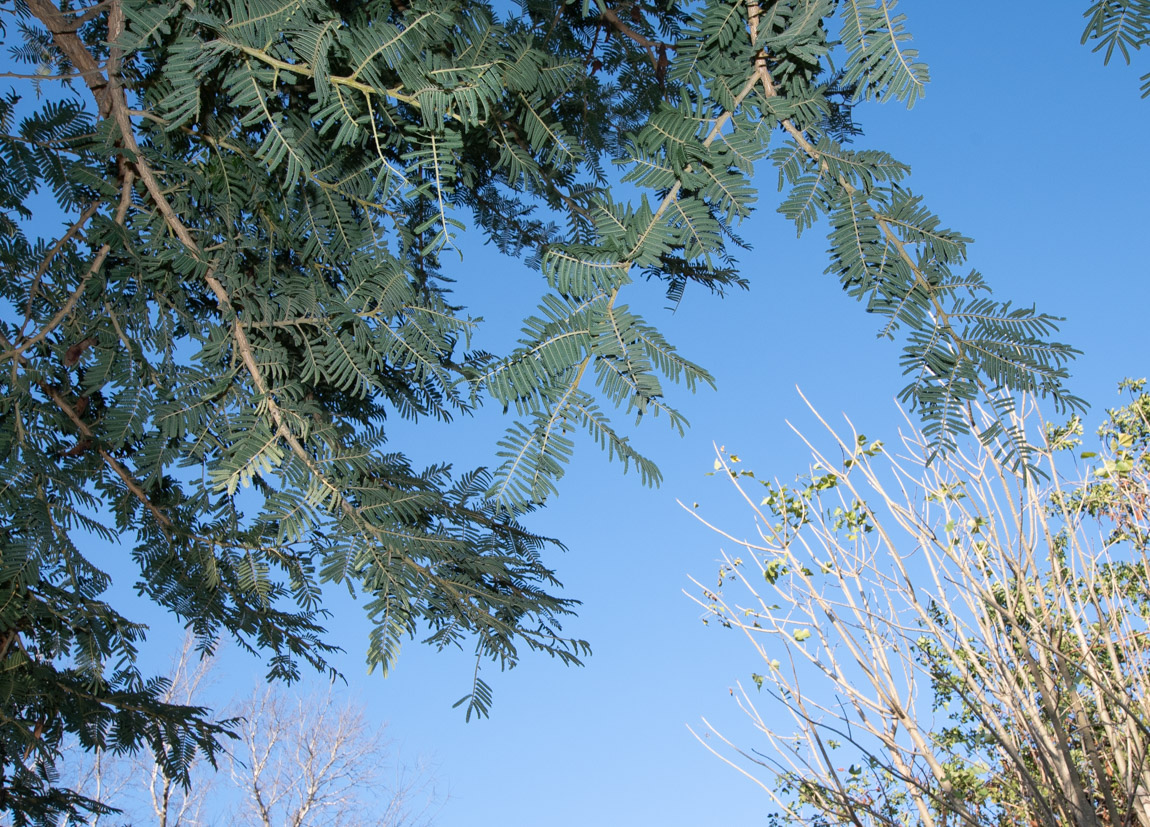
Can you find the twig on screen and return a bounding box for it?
[3,170,133,365]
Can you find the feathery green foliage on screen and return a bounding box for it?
[1083,0,1150,95]
[0,0,1092,821]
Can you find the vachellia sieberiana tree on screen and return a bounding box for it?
[0,0,1092,821]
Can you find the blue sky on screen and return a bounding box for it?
[37,2,1150,825]
[382,5,1150,824]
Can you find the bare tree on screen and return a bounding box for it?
[50,635,218,827]
[686,384,1150,827]
[57,748,132,827]
[227,683,439,827]
[146,636,219,827]
[49,640,440,827]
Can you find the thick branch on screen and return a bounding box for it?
[25,0,112,115]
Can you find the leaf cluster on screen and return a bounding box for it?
[1082,0,1150,96]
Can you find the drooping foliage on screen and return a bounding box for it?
[1082,0,1150,96]
[0,0,1091,822]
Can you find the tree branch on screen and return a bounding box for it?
[44,384,172,530]
[25,0,113,115]
[2,169,133,366]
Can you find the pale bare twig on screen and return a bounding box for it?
[686,395,1150,826]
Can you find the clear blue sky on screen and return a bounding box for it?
[95,3,1150,825]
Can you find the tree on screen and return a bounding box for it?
[0,0,1090,822]
[686,380,1150,826]
[226,685,438,827]
[52,638,440,827]
[51,635,222,827]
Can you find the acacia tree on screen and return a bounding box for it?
[687,381,1150,826]
[0,0,1094,822]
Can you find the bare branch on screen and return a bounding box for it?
[689,391,1150,826]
